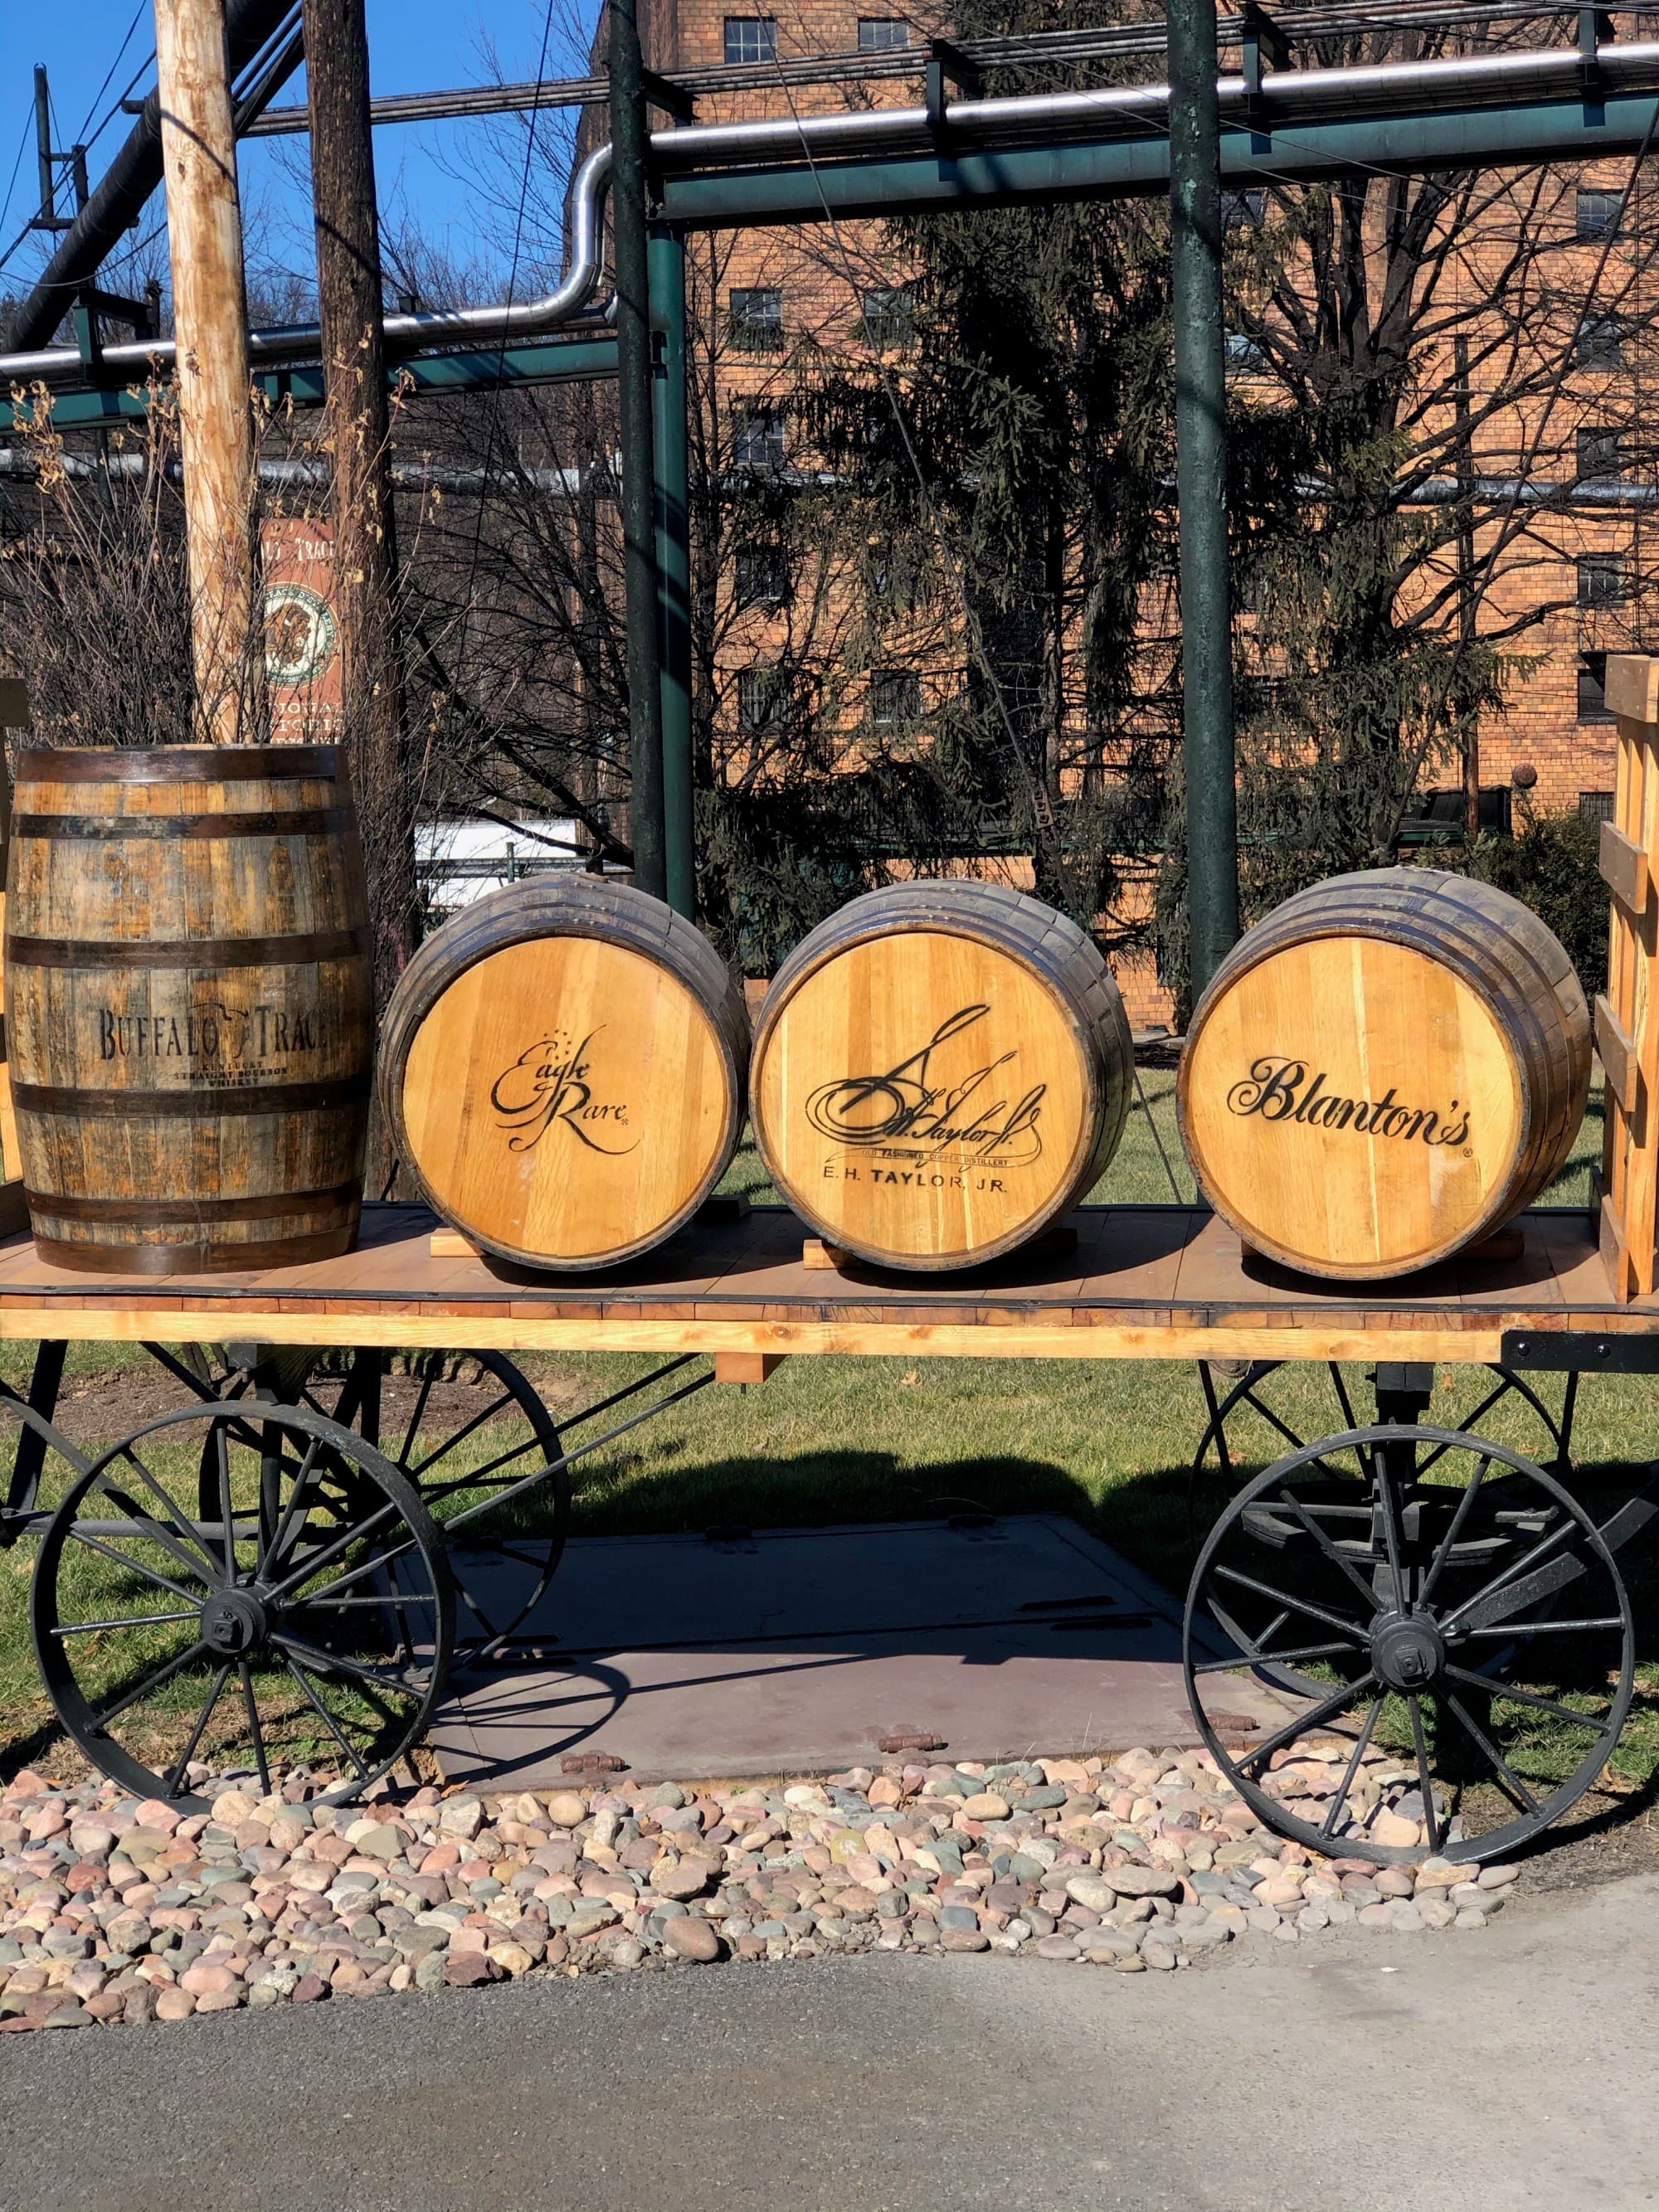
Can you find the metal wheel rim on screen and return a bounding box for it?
[32,1401,455,1811]
[1183,1423,1636,1867]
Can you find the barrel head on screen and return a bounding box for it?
[752,927,1094,1268]
[397,935,737,1267]
[1181,935,1524,1277]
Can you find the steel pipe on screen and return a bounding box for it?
[0,143,612,386]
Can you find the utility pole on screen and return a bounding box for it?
[301,0,418,1007]
[154,0,264,743]
[611,0,668,900]
[1455,333,1480,845]
[1168,0,1238,999]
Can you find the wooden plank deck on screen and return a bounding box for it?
[0,1202,1645,1364]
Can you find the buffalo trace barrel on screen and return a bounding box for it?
[7,745,373,1274]
[749,882,1133,1271]
[381,878,750,1271]
[1178,868,1591,1280]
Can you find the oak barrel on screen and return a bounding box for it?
[382,878,750,1271]
[750,882,1133,1271]
[1178,868,1591,1280]
[7,745,373,1274]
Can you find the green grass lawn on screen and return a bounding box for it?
[3,1067,1657,1806]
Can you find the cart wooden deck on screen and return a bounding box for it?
[0,1199,1644,1368]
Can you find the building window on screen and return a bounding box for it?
[1578,425,1625,482]
[870,668,922,726]
[738,665,791,730]
[1579,552,1627,606]
[735,543,787,609]
[1579,790,1616,824]
[1579,653,1615,723]
[1577,188,1622,243]
[1577,313,1626,369]
[723,15,778,62]
[861,285,914,350]
[728,287,783,352]
[731,404,786,468]
[1225,330,1266,371]
[1224,188,1265,231]
[858,16,910,49]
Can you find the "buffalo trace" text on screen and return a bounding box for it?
[1226,1056,1472,1147]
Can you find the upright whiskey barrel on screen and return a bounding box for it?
[382,878,750,1271]
[7,745,373,1274]
[1178,868,1591,1280]
[750,882,1132,1271]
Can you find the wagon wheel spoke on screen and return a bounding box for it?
[34,1403,453,1812]
[1320,1695,1384,1841]
[1185,1423,1635,1866]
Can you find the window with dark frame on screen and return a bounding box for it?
[870,668,922,726]
[1577,312,1627,368]
[1224,188,1265,230]
[734,543,788,609]
[858,16,910,49]
[1579,552,1627,607]
[1579,790,1616,824]
[1225,330,1265,371]
[1579,653,1615,722]
[1577,188,1622,242]
[1578,425,1626,481]
[738,665,791,730]
[722,15,778,62]
[861,285,915,350]
[731,403,786,468]
[727,287,784,352]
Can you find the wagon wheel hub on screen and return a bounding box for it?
[1370,1611,1445,1692]
[200,1587,269,1657]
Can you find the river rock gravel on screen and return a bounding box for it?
[0,1739,1519,2032]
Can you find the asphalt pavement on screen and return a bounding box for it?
[6,1871,1657,2212]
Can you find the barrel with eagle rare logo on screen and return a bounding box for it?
[381,878,750,1271]
[749,882,1133,1270]
[1177,868,1591,1280]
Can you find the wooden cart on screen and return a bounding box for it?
[6,661,1659,1865]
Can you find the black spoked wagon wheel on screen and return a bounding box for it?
[159,1344,570,1660]
[1185,1423,1635,1866]
[32,1403,455,1810]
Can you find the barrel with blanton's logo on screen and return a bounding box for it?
[381,879,749,1271]
[1177,868,1591,1280]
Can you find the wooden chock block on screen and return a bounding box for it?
[713,1351,786,1385]
[802,1238,851,1271]
[429,1226,483,1259]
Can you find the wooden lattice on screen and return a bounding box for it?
[1596,655,1659,1300]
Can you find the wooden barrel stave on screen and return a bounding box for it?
[1177,867,1591,1280]
[751,880,1132,1271]
[382,878,750,1272]
[7,746,372,1274]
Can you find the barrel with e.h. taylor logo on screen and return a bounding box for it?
[7,744,373,1273]
[381,878,750,1271]
[1177,868,1591,1280]
[749,882,1132,1270]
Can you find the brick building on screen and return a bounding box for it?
[600,2,1657,1023]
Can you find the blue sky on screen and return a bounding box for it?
[0,0,596,314]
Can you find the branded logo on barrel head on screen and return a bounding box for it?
[1227,1057,1472,1148]
[809,1004,1045,1190]
[490,1028,639,1155]
[97,1000,329,1089]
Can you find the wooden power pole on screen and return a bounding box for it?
[301,0,418,1006]
[154,0,263,743]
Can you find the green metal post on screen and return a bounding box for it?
[611,0,667,901]
[1168,0,1239,997]
[649,226,696,920]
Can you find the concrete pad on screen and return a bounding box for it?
[431,1513,1300,1785]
